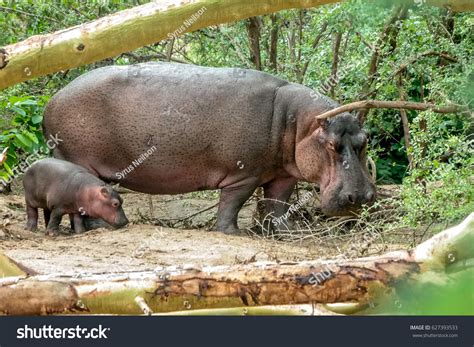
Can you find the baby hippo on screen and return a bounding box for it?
[23,158,129,236]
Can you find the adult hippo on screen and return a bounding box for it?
[43,63,375,233]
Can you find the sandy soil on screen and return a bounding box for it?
[0,192,321,275]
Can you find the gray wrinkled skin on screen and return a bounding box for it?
[23,158,128,235]
[44,63,375,234]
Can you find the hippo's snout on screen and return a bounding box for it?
[321,183,376,216]
[112,209,129,229]
[340,187,376,207]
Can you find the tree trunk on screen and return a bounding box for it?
[330,31,342,98]
[269,14,279,71]
[1,213,472,315]
[397,75,413,168]
[246,17,262,70]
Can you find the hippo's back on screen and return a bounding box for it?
[44,63,289,194]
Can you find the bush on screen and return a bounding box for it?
[0,96,50,186]
[400,111,473,225]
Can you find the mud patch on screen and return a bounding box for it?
[0,193,320,274]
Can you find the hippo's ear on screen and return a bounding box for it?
[100,187,109,198]
[314,118,329,131]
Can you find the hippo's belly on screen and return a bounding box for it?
[45,63,286,195]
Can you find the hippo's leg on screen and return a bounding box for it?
[70,214,86,233]
[44,208,51,227]
[262,177,297,231]
[69,214,75,230]
[25,203,38,232]
[216,179,260,234]
[45,208,63,236]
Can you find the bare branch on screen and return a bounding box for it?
[391,50,458,78]
[315,100,470,120]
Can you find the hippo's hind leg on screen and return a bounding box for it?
[25,202,38,232]
[44,208,51,227]
[215,178,260,234]
[262,177,297,231]
[45,207,63,236]
[70,213,86,233]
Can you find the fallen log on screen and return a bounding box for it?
[0,280,87,315]
[0,213,472,315]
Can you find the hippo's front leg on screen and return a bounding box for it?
[216,178,260,234]
[262,177,297,230]
[45,207,64,236]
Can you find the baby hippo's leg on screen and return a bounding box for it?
[71,213,86,233]
[25,202,38,232]
[45,207,63,236]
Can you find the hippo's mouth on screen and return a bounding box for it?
[111,215,129,229]
[319,188,362,217]
[321,204,360,217]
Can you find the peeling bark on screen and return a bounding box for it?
[0,280,86,315]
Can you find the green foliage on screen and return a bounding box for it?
[364,268,474,315]
[400,111,473,225]
[0,96,49,184]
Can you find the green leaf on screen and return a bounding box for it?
[2,161,13,175]
[24,131,39,144]
[14,133,33,149]
[31,115,43,124]
[10,106,27,117]
[15,99,38,106]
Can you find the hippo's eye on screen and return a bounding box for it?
[327,141,338,152]
[112,201,120,208]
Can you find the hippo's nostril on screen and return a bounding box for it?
[346,193,355,204]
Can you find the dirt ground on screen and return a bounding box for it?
[0,191,325,275]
